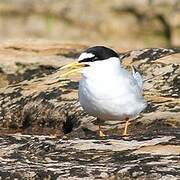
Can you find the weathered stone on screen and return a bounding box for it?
[0,134,179,179]
[0,42,179,179]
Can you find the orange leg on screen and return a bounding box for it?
[97,118,106,137]
[98,125,106,137]
[123,118,130,136]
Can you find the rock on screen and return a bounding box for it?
[0,42,179,136]
[0,134,179,179]
[0,41,179,179]
[0,40,86,87]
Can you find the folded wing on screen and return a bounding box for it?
[131,66,143,90]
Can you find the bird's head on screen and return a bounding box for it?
[60,46,120,77]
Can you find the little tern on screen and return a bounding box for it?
[60,46,147,136]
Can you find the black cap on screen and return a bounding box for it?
[79,46,119,63]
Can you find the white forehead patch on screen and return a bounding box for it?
[78,52,95,61]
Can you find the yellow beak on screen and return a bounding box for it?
[59,61,88,77]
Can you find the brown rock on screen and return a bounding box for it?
[0,41,179,179]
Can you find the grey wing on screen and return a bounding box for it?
[131,66,143,90]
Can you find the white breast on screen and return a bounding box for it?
[78,58,147,121]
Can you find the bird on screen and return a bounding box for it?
[60,46,147,137]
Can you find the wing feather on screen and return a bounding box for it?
[131,66,143,89]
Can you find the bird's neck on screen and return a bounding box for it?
[81,57,121,79]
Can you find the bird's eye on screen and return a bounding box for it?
[87,56,98,62]
[91,56,98,61]
[79,56,98,63]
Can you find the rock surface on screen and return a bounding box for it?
[0,134,179,179]
[0,41,179,179]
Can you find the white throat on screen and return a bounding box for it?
[81,57,121,79]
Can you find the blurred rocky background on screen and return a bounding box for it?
[0,0,180,49]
